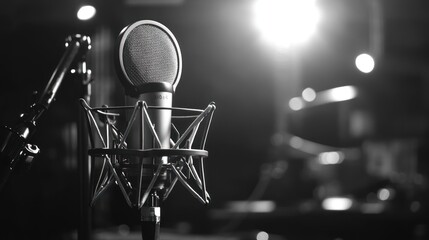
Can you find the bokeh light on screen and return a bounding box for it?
[77,5,96,21]
[355,53,375,73]
[253,0,320,49]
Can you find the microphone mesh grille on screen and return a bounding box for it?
[123,24,179,87]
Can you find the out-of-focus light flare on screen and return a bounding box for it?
[290,86,358,111]
[289,97,304,110]
[302,87,316,102]
[355,53,375,73]
[256,231,270,240]
[228,200,276,213]
[289,136,304,149]
[253,0,320,49]
[410,201,421,212]
[322,197,353,211]
[317,151,344,165]
[377,188,392,201]
[77,5,96,21]
[329,85,358,102]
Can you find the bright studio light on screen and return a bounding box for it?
[77,5,96,21]
[253,0,320,49]
[355,53,375,73]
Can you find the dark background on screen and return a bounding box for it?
[0,0,429,239]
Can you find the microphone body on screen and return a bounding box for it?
[124,90,172,199]
[136,91,172,150]
[143,91,172,182]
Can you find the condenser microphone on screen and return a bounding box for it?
[114,20,182,240]
[80,19,214,240]
[116,20,182,149]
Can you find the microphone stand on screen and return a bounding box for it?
[76,46,93,240]
[141,192,161,240]
[0,34,91,192]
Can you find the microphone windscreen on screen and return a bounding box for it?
[116,20,182,95]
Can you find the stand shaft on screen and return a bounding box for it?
[141,193,161,240]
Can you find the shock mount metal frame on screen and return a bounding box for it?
[80,99,215,209]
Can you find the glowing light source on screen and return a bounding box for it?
[228,201,276,213]
[317,151,344,165]
[289,136,304,149]
[329,85,358,102]
[77,5,96,21]
[377,188,390,201]
[289,85,358,111]
[256,231,270,240]
[322,197,353,211]
[377,188,394,201]
[355,53,375,73]
[253,0,320,49]
[289,97,304,110]
[302,87,316,102]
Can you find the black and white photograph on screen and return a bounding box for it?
[1,0,428,239]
